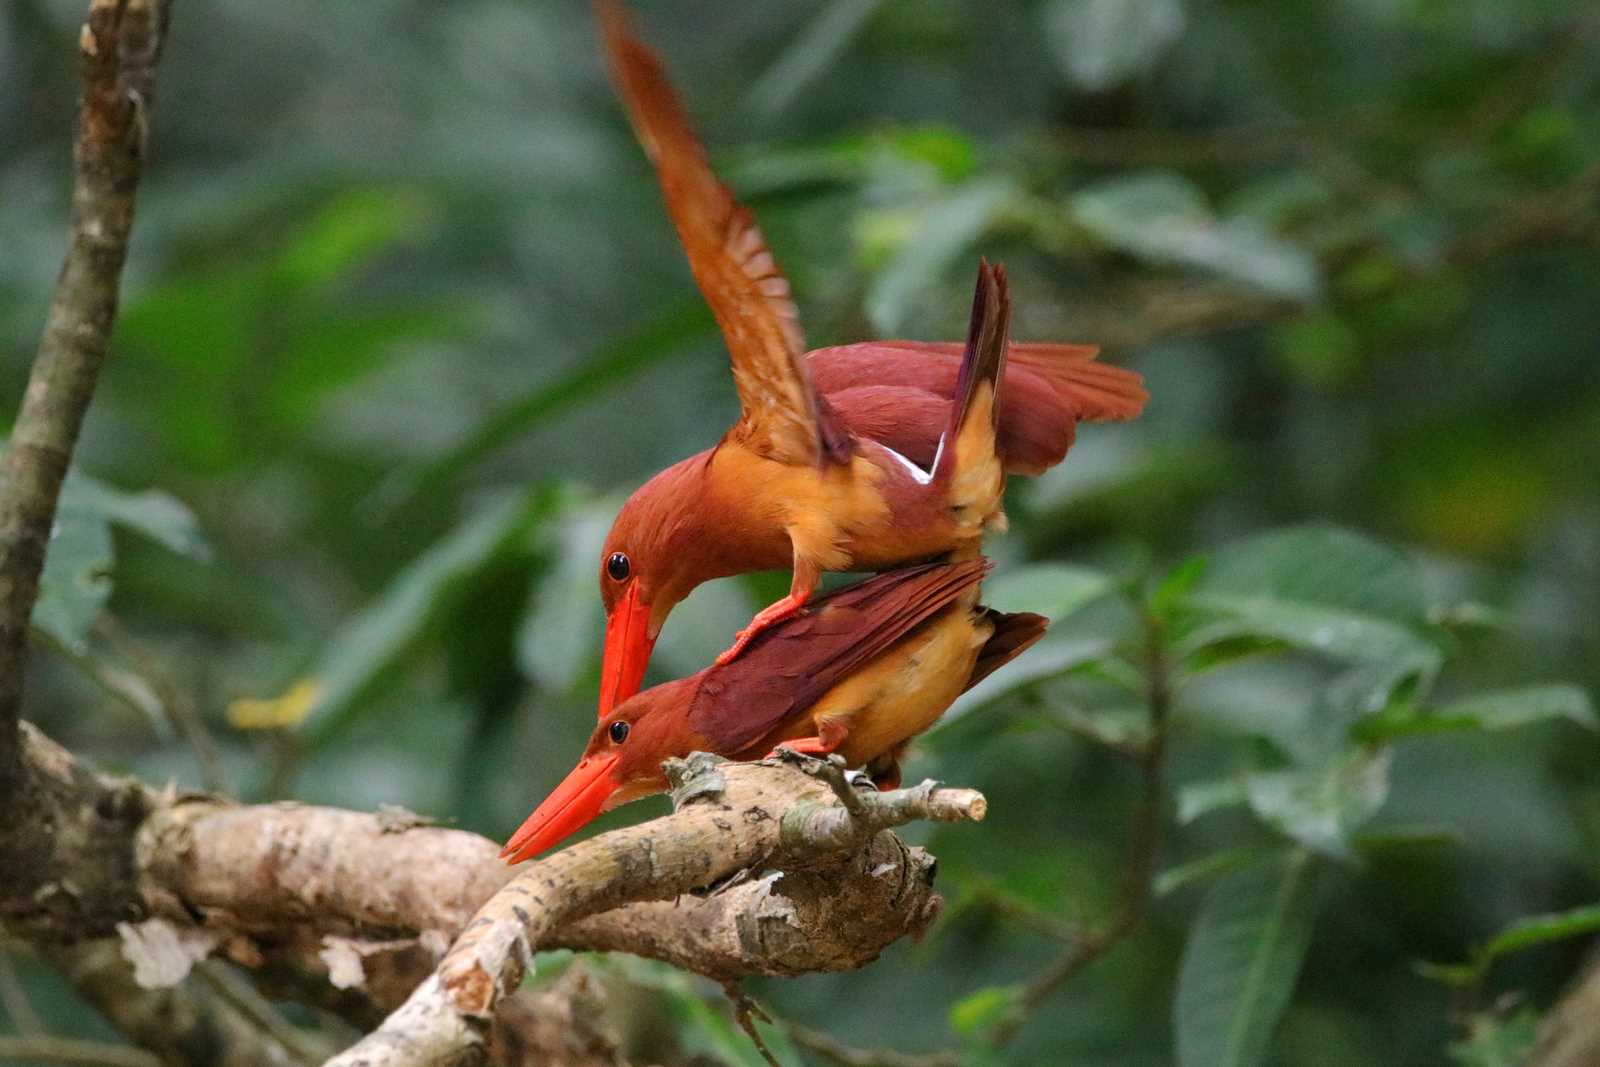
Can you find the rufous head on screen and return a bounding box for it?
[595,455,717,717]
[499,676,702,863]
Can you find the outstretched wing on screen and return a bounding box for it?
[689,560,990,751]
[596,1,849,465]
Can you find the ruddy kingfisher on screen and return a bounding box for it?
[503,558,1045,862]
[591,1,1145,717]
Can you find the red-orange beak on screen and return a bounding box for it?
[598,583,655,719]
[499,753,621,864]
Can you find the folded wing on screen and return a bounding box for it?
[688,560,990,751]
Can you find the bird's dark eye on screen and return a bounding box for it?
[606,552,631,582]
[609,720,630,744]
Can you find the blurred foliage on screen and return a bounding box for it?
[3,0,1600,1064]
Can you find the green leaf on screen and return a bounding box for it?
[1412,959,1481,988]
[1481,904,1600,965]
[1156,847,1276,898]
[1422,903,1600,988]
[1177,777,1249,825]
[1437,684,1596,731]
[935,637,1115,731]
[4,456,211,653]
[981,562,1113,621]
[1448,1008,1539,1067]
[1352,824,1463,854]
[1070,171,1318,299]
[286,487,555,745]
[1355,684,1596,743]
[1056,704,1151,750]
[515,496,615,693]
[32,507,113,654]
[1179,525,1443,679]
[59,471,211,561]
[1180,632,1290,675]
[864,178,1013,333]
[1274,312,1363,388]
[270,187,428,291]
[1179,606,1438,673]
[367,299,715,519]
[1245,749,1392,860]
[878,127,981,183]
[1175,850,1323,1067]
[1151,554,1206,623]
[948,985,1021,1037]
[1191,524,1426,621]
[1042,0,1184,91]
[1319,656,1434,749]
[745,0,887,119]
[271,302,466,424]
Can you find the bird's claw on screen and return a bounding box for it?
[713,627,758,667]
[764,739,840,761]
[713,593,810,667]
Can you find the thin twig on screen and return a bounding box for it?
[972,885,1080,945]
[722,981,780,1067]
[1443,162,1600,271]
[1444,11,1597,148]
[985,607,1173,1048]
[97,615,230,793]
[0,1035,161,1067]
[0,0,171,799]
[194,959,331,1066]
[775,748,866,816]
[1044,705,1148,762]
[43,938,342,1067]
[785,1022,962,1067]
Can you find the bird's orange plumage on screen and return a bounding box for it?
[588,1,1146,718]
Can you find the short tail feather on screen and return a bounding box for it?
[1007,343,1147,423]
[937,259,1012,477]
[966,610,1049,691]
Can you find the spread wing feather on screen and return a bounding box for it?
[596,1,848,465]
[688,560,990,751]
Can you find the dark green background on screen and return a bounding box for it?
[3,1,1598,1064]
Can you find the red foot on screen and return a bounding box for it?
[871,763,903,792]
[765,736,838,759]
[714,591,810,667]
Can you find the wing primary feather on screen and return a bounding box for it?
[938,259,1012,476]
[594,0,849,466]
[959,261,1011,431]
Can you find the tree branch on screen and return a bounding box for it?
[1,723,973,1064]
[0,0,171,799]
[324,753,985,1067]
